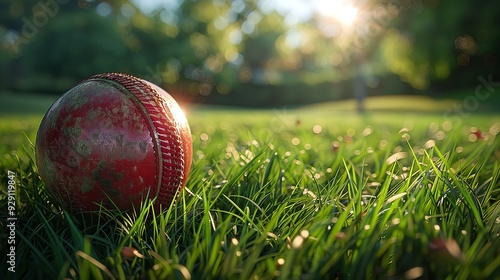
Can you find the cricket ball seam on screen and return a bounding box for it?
[87,73,185,206]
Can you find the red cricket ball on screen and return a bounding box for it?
[35,73,192,212]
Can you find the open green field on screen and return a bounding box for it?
[0,94,499,279]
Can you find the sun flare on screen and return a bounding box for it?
[317,0,359,27]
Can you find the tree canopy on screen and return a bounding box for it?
[1,0,498,106]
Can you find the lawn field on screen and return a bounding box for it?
[0,94,499,279]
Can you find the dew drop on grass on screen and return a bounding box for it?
[386,152,408,165]
[405,267,424,280]
[200,133,209,142]
[313,125,322,134]
[292,137,300,145]
[434,224,441,231]
[442,121,453,131]
[362,126,373,136]
[429,123,439,134]
[347,128,356,137]
[424,139,436,149]
[364,225,371,230]
[379,140,388,149]
[435,131,446,140]
[393,146,403,153]
[292,236,304,249]
[251,139,259,147]
[489,123,500,135]
[277,258,285,266]
[469,134,478,142]
[331,141,340,152]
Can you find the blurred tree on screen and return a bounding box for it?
[22,12,128,88]
[0,0,499,105]
[379,0,499,90]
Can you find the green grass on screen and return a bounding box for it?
[1,98,499,279]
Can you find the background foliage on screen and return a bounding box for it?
[1,0,499,106]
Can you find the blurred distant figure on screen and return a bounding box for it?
[354,68,367,113]
[353,53,368,113]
